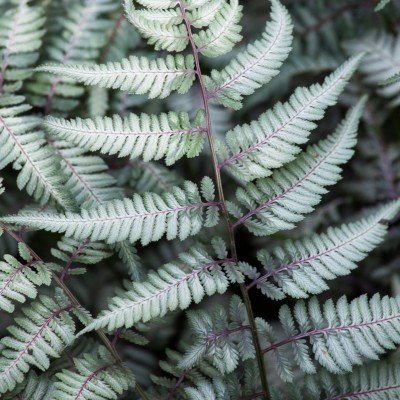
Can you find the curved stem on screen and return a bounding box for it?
[177,2,270,399]
[0,223,150,400]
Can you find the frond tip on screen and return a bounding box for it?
[205,0,293,110]
[245,200,400,300]
[218,55,364,182]
[37,54,196,99]
[44,110,207,166]
[1,178,221,246]
[229,97,366,237]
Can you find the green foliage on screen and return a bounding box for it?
[0,291,76,393]
[0,243,52,313]
[52,346,135,399]
[0,0,399,398]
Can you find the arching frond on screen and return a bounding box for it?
[259,294,400,381]
[0,292,76,393]
[79,238,237,333]
[244,200,400,300]
[0,243,52,313]
[345,32,400,107]
[218,55,363,182]
[2,178,221,246]
[44,110,206,166]
[52,346,134,400]
[229,98,365,237]
[193,0,243,58]
[0,0,45,93]
[0,95,73,208]
[38,54,196,100]
[205,0,293,110]
[125,0,189,52]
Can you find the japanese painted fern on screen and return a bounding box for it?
[0,1,399,399]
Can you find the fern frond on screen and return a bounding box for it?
[345,32,400,107]
[79,238,237,333]
[44,110,206,166]
[259,293,400,381]
[51,237,112,267]
[244,200,400,299]
[180,295,254,374]
[0,292,76,393]
[37,54,196,100]
[0,95,73,208]
[8,371,54,400]
[52,346,134,400]
[193,0,243,58]
[218,55,363,182]
[229,97,365,237]
[0,243,52,313]
[135,0,177,9]
[0,0,45,93]
[52,141,123,209]
[205,0,293,110]
[27,0,118,113]
[188,0,224,29]
[125,0,189,52]
[1,178,221,246]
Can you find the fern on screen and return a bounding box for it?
[2,178,220,245]
[345,32,400,107]
[205,0,293,110]
[79,238,238,333]
[0,242,53,313]
[217,55,363,182]
[0,291,76,393]
[228,97,365,236]
[0,0,399,397]
[38,54,196,100]
[244,200,400,300]
[192,0,243,58]
[52,346,134,400]
[0,95,73,207]
[0,0,45,93]
[44,110,206,166]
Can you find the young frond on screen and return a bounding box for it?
[345,32,400,107]
[38,54,196,100]
[79,239,237,333]
[0,292,76,393]
[259,294,400,381]
[193,0,243,58]
[0,243,53,313]
[0,0,45,93]
[229,98,365,237]
[0,95,73,208]
[180,295,254,374]
[52,346,135,400]
[205,0,293,110]
[27,0,118,113]
[125,0,189,52]
[218,55,363,182]
[44,110,206,166]
[245,200,400,300]
[1,178,220,246]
